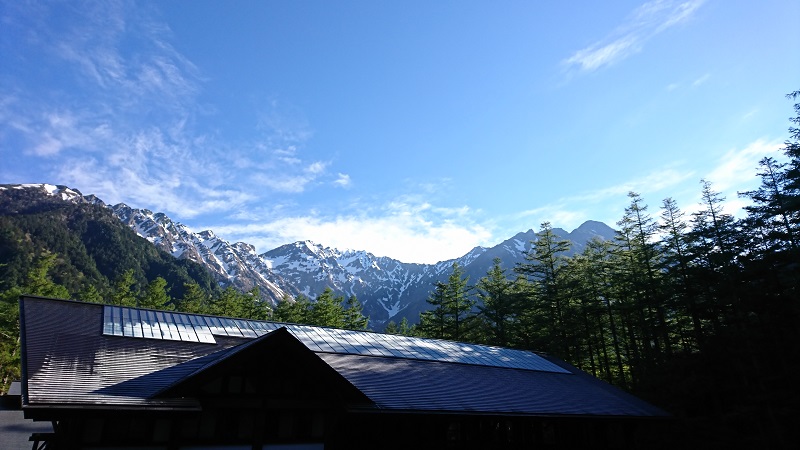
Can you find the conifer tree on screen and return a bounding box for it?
[739,157,797,253]
[418,263,474,341]
[110,269,137,307]
[397,317,413,336]
[515,222,571,356]
[274,294,311,324]
[241,287,271,321]
[139,277,173,310]
[77,284,103,303]
[385,317,414,335]
[22,253,70,299]
[308,288,345,328]
[179,282,210,314]
[384,320,399,334]
[342,295,368,330]
[210,286,248,317]
[476,258,518,346]
[0,254,69,391]
[417,280,449,339]
[616,192,671,359]
[659,197,702,349]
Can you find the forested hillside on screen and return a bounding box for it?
[0,187,220,298]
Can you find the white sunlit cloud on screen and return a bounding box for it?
[699,139,785,218]
[564,0,705,73]
[334,173,352,188]
[207,200,494,264]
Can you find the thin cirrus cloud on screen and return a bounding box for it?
[2,1,340,220]
[704,139,783,194]
[512,165,697,231]
[564,0,705,73]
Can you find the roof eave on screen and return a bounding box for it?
[345,406,671,420]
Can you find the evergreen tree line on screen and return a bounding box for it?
[398,92,800,447]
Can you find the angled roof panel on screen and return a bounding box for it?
[319,353,669,417]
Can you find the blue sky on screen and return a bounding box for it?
[2,0,798,263]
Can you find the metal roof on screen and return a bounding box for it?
[102,305,569,373]
[20,297,668,418]
[320,353,665,416]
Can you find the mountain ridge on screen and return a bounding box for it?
[0,183,617,326]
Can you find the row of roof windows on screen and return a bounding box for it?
[102,305,569,374]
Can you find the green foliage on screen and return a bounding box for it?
[272,289,367,329]
[110,269,137,306]
[20,252,70,299]
[209,286,270,320]
[474,258,520,347]
[342,295,369,330]
[273,294,311,324]
[417,262,475,341]
[0,193,219,305]
[139,277,174,310]
[179,282,211,314]
[0,253,71,392]
[385,317,414,335]
[307,288,345,328]
[514,222,572,357]
[77,284,103,303]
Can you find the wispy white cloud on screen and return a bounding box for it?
[692,73,711,87]
[565,36,639,73]
[334,173,352,188]
[564,0,705,73]
[1,1,342,219]
[511,164,697,232]
[704,139,783,193]
[571,166,696,202]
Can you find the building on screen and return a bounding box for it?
[19,295,668,449]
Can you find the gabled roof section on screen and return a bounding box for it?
[154,327,372,406]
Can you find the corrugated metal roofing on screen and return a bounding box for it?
[102,305,568,373]
[319,353,666,417]
[20,297,667,418]
[21,298,238,409]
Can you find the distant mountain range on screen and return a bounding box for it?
[0,184,617,326]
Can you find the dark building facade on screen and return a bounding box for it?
[19,296,668,449]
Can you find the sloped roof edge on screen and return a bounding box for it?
[151,327,291,397]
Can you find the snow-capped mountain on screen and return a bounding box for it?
[109,202,299,303]
[2,184,617,327]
